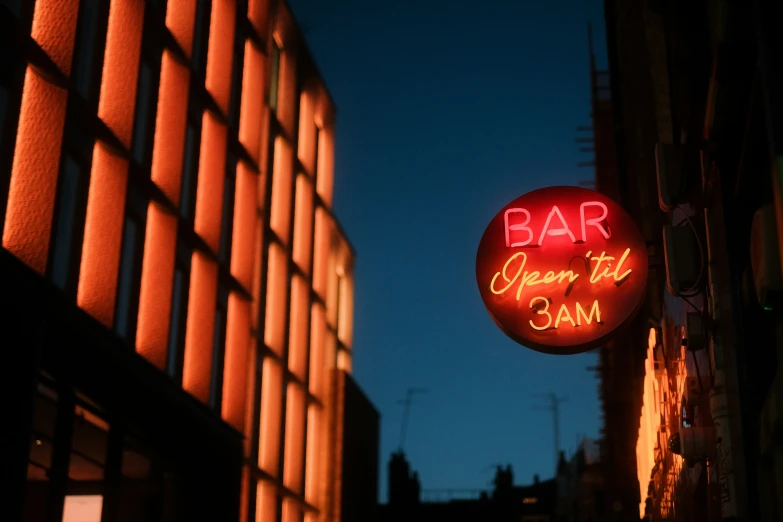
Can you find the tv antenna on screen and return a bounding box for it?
[532,393,569,471]
[398,388,428,452]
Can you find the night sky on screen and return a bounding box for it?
[287,0,608,499]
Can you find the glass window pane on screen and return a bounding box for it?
[71,0,101,101]
[269,43,280,112]
[210,306,226,410]
[191,0,208,72]
[167,267,186,378]
[131,57,154,165]
[51,157,82,290]
[24,385,58,522]
[179,124,197,219]
[115,217,138,340]
[117,436,158,522]
[219,158,236,264]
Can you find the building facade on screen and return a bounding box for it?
[0,0,363,521]
[593,0,783,520]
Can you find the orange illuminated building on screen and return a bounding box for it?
[0,1,365,521]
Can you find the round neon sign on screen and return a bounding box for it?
[475,186,648,355]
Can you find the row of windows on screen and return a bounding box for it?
[2,1,353,521]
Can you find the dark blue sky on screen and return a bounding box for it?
[287,0,608,498]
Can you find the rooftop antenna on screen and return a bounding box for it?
[532,393,569,471]
[398,388,428,452]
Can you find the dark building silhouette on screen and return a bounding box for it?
[555,441,604,522]
[381,453,556,522]
[339,373,381,522]
[591,0,783,520]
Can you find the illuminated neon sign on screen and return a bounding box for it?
[476,186,648,355]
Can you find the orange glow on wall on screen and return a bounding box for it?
[258,357,283,475]
[194,111,228,253]
[166,0,197,57]
[336,349,352,373]
[288,275,309,381]
[205,0,236,115]
[3,67,68,275]
[293,175,314,273]
[331,371,345,522]
[135,203,177,369]
[309,303,326,399]
[283,383,305,492]
[324,333,337,378]
[312,209,331,298]
[31,0,80,76]
[282,499,301,522]
[182,251,218,403]
[337,273,354,348]
[239,40,265,164]
[270,137,293,243]
[98,0,145,148]
[264,243,288,355]
[305,405,322,505]
[247,0,269,37]
[297,88,317,175]
[231,161,257,290]
[222,293,251,431]
[76,142,128,328]
[151,51,190,205]
[255,481,277,522]
[475,186,648,355]
[239,466,251,522]
[316,127,334,207]
[250,216,264,330]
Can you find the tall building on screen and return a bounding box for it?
[0,0,368,521]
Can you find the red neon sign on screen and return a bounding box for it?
[476,186,648,355]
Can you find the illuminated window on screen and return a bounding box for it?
[179,121,200,220]
[167,240,191,382]
[219,152,236,264]
[70,0,107,104]
[114,183,148,343]
[269,41,280,112]
[210,285,228,411]
[191,0,210,74]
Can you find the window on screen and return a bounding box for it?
[269,42,280,113]
[191,0,210,75]
[70,0,107,104]
[24,384,58,521]
[50,156,83,291]
[219,153,237,264]
[228,21,245,129]
[114,183,148,344]
[210,285,228,411]
[167,240,191,383]
[179,121,200,220]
